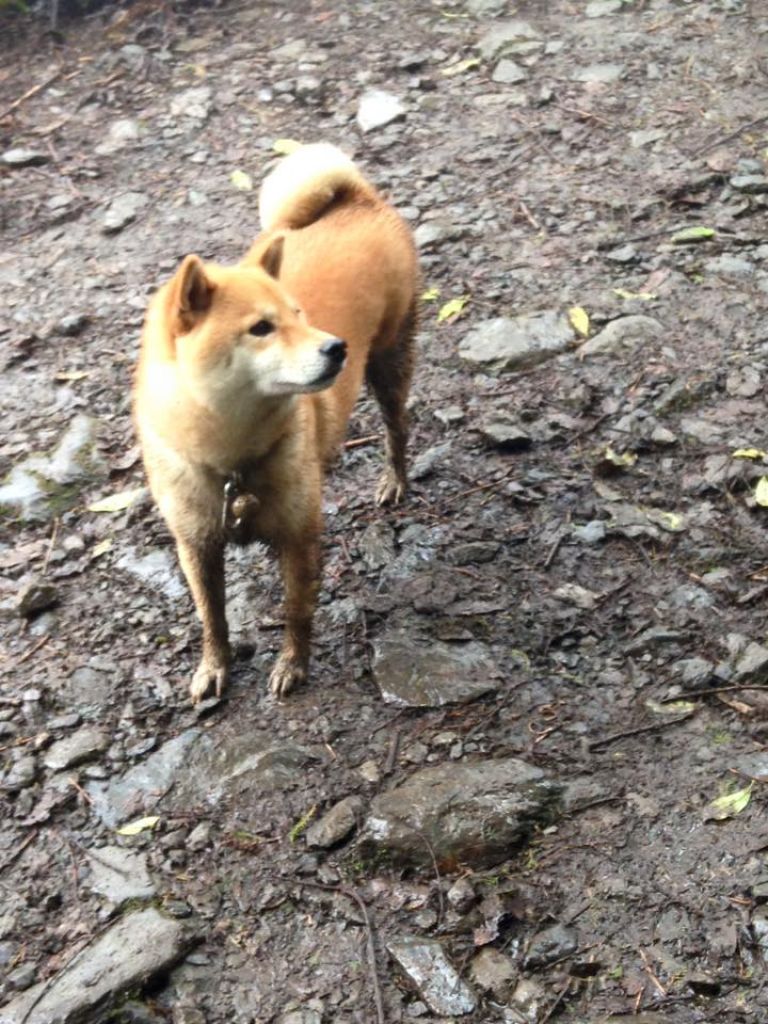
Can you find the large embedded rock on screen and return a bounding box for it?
[0,908,197,1023]
[459,312,574,373]
[358,757,561,870]
[372,637,500,707]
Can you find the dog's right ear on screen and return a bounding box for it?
[168,254,215,334]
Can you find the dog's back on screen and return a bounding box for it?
[245,145,419,456]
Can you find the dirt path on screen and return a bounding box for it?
[2,1,768,1022]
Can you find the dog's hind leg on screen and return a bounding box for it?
[366,302,416,506]
[176,535,230,702]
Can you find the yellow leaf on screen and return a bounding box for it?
[88,488,145,513]
[437,296,469,323]
[230,169,253,191]
[645,698,696,715]
[421,287,441,302]
[568,306,590,337]
[441,58,480,77]
[272,138,303,155]
[92,538,113,558]
[603,445,636,468]
[708,782,753,821]
[55,371,90,382]
[116,815,161,836]
[755,477,768,507]
[613,288,657,301]
[733,448,767,460]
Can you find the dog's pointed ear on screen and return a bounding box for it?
[169,254,215,334]
[260,235,284,279]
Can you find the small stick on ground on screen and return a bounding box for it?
[543,529,566,570]
[383,728,401,775]
[0,70,62,120]
[0,832,36,873]
[538,977,574,1024]
[639,947,667,998]
[41,517,59,576]
[697,113,768,155]
[68,776,94,805]
[296,879,386,1024]
[344,434,379,449]
[16,635,51,666]
[588,712,692,751]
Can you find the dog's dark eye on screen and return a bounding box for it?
[249,319,273,337]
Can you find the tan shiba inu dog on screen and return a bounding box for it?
[134,144,418,702]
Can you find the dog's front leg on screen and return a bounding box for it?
[269,532,321,698]
[176,535,230,702]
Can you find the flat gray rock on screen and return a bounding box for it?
[102,191,148,234]
[586,0,624,15]
[87,726,323,826]
[356,89,406,132]
[86,845,156,903]
[459,312,574,373]
[372,637,500,707]
[478,20,541,61]
[305,796,363,849]
[477,414,532,450]
[580,315,662,356]
[358,757,562,869]
[358,521,396,571]
[388,937,476,1015]
[492,59,528,84]
[43,726,109,771]
[87,730,203,826]
[0,908,196,1024]
[170,85,213,120]
[0,414,104,522]
[1,147,49,167]
[573,63,625,83]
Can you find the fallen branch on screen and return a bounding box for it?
[0,70,61,120]
[588,713,692,751]
[296,880,386,1024]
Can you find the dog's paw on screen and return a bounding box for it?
[190,659,229,703]
[269,652,307,699]
[375,469,406,506]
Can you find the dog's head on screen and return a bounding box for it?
[163,238,346,410]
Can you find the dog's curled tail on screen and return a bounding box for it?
[259,143,370,232]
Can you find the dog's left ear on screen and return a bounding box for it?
[260,235,284,279]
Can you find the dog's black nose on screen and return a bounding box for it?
[320,338,347,365]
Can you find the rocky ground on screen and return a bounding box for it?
[2,0,768,1021]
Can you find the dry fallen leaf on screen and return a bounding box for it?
[88,488,145,513]
[230,169,253,191]
[568,305,590,337]
[437,296,469,323]
[272,138,303,155]
[116,815,161,836]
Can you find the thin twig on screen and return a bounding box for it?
[383,728,401,775]
[639,947,667,997]
[697,113,768,156]
[538,977,573,1024]
[588,712,692,751]
[297,880,386,1024]
[41,518,59,576]
[16,635,50,666]
[0,70,62,120]
[418,832,446,927]
[0,832,36,873]
[543,530,566,570]
[344,434,379,449]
